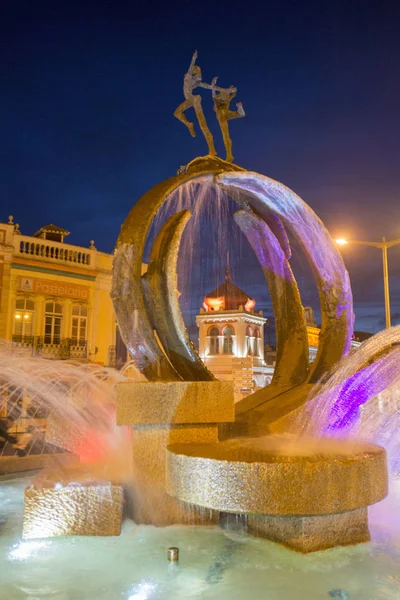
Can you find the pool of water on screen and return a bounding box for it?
[1,473,400,599]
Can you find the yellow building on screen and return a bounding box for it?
[0,217,119,366]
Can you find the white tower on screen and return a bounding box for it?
[196,270,271,400]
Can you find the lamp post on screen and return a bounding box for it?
[336,237,400,329]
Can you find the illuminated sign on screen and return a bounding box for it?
[18,276,89,300]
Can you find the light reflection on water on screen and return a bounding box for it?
[1,473,400,600]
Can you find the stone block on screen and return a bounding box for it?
[247,508,370,553]
[116,381,235,425]
[130,424,219,526]
[23,476,123,539]
[116,380,234,527]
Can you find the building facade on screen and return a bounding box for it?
[196,272,271,400]
[0,217,363,376]
[0,217,119,366]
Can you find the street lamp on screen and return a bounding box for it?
[335,236,400,329]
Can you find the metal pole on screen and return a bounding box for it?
[381,237,391,328]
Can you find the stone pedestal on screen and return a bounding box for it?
[116,381,234,526]
[248,508,369,553]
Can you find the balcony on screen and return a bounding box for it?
[11,336,88,360]
[14,236,96,269]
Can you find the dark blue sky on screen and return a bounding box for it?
[1,0,399,333]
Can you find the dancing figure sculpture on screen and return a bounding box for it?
[212,76,245,162]
[174,51,236,157]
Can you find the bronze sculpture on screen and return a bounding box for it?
[174,51,243,162]
[212,77,245,162]
[114,55,353,421]
[110,63,389,553]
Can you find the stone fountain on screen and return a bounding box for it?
[22,54,388,552]
[109,151,387,552]
[109,56,387,553]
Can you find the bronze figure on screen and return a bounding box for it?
[212,77,245,162]
[174,51,236,157]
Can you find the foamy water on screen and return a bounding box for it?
[1,472,400,599]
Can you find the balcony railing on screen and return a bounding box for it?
[11,336,88,360]
[14,235,95,268]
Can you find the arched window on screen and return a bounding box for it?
[223,326,234,354]
[208,327,220,355]
[44,302,63,345]
[71,304,88,346]
[246,326,254,356]
[14,298,35,341]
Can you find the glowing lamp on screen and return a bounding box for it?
[245,298,256,311]
[335,238,348,246]
[204,297,224,311]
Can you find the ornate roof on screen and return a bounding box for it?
[204,271,255,312]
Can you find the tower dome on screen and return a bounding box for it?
[203,269,256,312]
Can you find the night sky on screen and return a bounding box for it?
[1,0,400,334]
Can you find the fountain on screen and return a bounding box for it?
[0,54,399,597]
[110,153,388,552]
[109,61,387,550]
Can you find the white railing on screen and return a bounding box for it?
[14,236,95,268]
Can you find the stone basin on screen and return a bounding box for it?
[166,435,388,552]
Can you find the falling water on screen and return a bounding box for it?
[144,177,270,342]
[0,341,141,481]
[298,325,400,473]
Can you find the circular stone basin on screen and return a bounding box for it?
[166,436,388,515]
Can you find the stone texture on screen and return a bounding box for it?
[131,424,219,526]
[247,508,370,553]
[166,437,388,515]
[116,381,235,425]
[23,482,123,539]
[116,380,234,526]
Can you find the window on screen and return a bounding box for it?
[14,298,35,341]
[208,327,220,355]
[71,304,88,346]
[44,302,63,345]
[223,326,234,354]
[246,326,254,356]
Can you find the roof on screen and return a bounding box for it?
[204,272,255,311]
[33,224,71,237]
